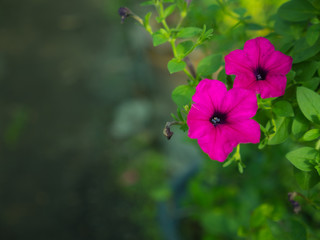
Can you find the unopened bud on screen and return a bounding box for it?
[163,121,184,140]
[118,7,132,24]
[288,192,301,214]
[163,123,174,140]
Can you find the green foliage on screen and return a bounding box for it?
[306,24,320,46]
[167,58,186,73]
[286,147,318,171]
[267,117,291,145]
[197,54,222,77]
[171,84,195,108]
[292,110,309,138]
[176,27,202,38]
[176,40,194,58]
[292,37,320,63]
[152,29,169,46]
[301,129,320,141]
[278,0,319,22]
[272,101,294,117]
[294,168,319,190]
[297,87,320,124]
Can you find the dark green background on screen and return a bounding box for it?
[0,0,173,239]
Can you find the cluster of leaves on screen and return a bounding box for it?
[259,0,320,189]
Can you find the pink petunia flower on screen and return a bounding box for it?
[225,37,293,99]
[187,79,260,162]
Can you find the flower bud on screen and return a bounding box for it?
[118,7,132,24]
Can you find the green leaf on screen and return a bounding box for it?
[295,61,320,83]
[163,4,176,19]
[272,101,294,117]
[144,12,153,33]
[197,54,222,76]
[202,28,214,41]
[167,59,186,73]
[278,0,318,22]
[201,211,237,235]
[217,68,227,84]
[144,12,152,26]
[306,24,320,46]
[140,0,154,6]
[233,7,247,17]
[292,110,309,138]
[176,27,202,38]
[172,84,195,108]
[308,0,320,10]
[176,41,194,58]
[267,117,291,145]
[294,168,319,189]
[288,219,307,240]
[152,30,168,46]
[301,129,320,141]
[302,77,320,90]
[246,23,264,30]
[292,37,320,63]
[250,204,274,228]
[297,87,320,124]
[286,70,296,84]
[286,147,318,171]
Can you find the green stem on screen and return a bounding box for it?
[235,145,241,161]
[161,20,170,31]
[157,1,170,31]
[176,13,186,29]
[184,69,195,80]
[170,39,178,57]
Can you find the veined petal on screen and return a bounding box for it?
[197,126,235,162]
[224,119,261,144]
[243,37,274,68]
[232,73,257,91]
[258,74,287,99]
[187,105,212,139]
[225,49,254,75]
[192,79,227,112]
[224,88,258,121]
[264,51,293,75]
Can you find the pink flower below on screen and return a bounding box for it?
[225,37,293,99]
[187,79,260,162]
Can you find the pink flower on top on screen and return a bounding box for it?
[225,37,293,99]
[187,79,260,162]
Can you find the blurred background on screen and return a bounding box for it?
[0,0,192,239]
[1,0,318,240]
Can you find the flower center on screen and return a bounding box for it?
[210,112,227,126]
[255,66,268,81]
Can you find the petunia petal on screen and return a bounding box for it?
[187,105,212,139]
[192,79,227,112]
[224,119,261,144]
[258,74,287,99]
[225,49,254,75]
[232,73,257,92]
[197,126,236,162]
[223,87,258,121]
[243,37,275,68]
[264,51,293,75]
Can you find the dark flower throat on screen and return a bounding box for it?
[254,66,268,81]
[210,112,227,126]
